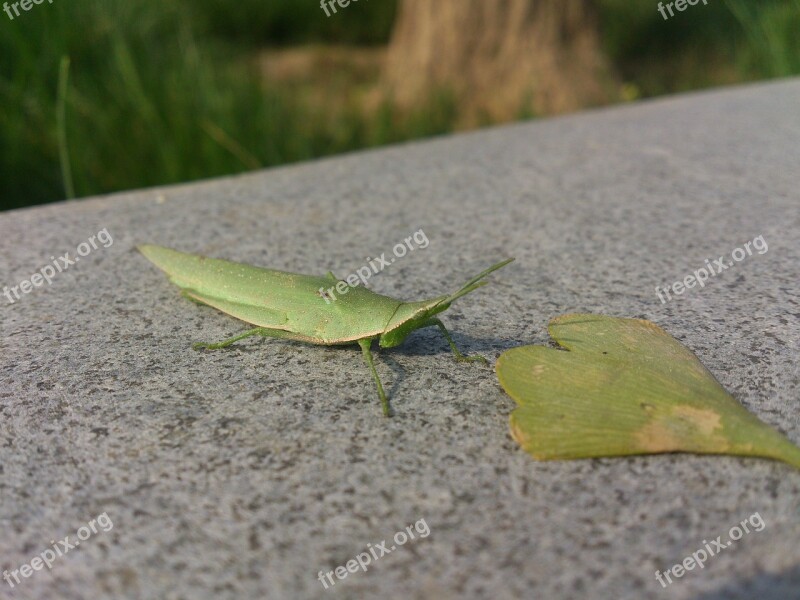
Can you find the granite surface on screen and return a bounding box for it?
[1,79,799,600]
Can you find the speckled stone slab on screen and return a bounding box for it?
[1,79,799,600]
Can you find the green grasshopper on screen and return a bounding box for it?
[139,245,513,416]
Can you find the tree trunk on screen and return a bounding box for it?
[384,0,616,123]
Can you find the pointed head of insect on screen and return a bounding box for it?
[378,258,514,349]
[378,297,450,348]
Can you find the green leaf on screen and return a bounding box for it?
[496,314,800,469]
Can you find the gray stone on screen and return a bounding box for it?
[1,79,799,600]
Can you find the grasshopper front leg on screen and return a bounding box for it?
[421,318,488,365]
[358,338,392,417]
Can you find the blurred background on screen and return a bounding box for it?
[1,0,798,212]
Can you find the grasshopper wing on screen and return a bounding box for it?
[139,245,400,344]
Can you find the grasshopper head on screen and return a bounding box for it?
[378,258,514,349]
[379,298,450,349]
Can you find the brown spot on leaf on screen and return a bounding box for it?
[635,421,683,453]
[509,416,529,448]
[634,406,726,453]
[672,406,722,436]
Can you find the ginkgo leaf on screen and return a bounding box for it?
[496,314,800,469]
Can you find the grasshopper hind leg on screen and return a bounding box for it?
[193,327,295,350]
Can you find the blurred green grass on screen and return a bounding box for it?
[190,0,397,46]
[0,0,797,211]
